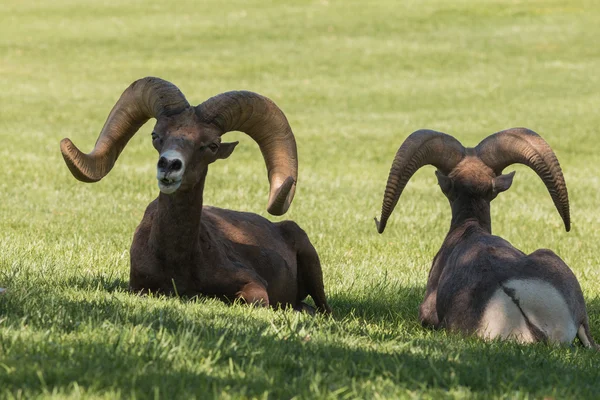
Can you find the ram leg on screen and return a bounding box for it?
[577,322,599,349]
[296,243,331,314]
[237,281,270,307]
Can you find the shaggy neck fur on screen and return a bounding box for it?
[449,195,492,234]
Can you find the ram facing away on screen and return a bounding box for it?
[61,77,330,314]
[376,128,596,347]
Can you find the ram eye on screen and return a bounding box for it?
[208,143,219,152]
[151,132,158,140]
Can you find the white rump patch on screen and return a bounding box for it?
[478,279,576,344]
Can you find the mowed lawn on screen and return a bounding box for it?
[1,0,600,398]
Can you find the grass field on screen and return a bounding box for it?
[1,0,600,398]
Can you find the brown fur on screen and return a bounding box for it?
[418,163,596,347]
[129,108,330,313]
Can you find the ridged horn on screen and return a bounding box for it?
[60,77,190,182]
[475,127,570,231]
[196,91,297,216]
[376,130,466,233]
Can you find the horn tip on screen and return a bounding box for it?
[59,138,101,183]
[266,176,296,216]
[375,217,386,234]
[60,137,74,154]
[266,203,285,216]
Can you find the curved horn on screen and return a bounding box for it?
[475,127,570,231]
[60,77,190,182]
[196,91,297,216]
[376,130,465,233]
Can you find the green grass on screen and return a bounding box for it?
[1,0,600,398]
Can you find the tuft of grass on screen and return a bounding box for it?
[1,0,600,398]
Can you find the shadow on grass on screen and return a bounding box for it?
[329,284,424,326]
[2,277,600,398]
[62,272,130,293]
[61,271,425,329]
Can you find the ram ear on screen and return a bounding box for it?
[493,171,516,194]
[216,141,239,160]
[435,170,453,194]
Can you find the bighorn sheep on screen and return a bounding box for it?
[375,128,597,346]
[60,77,330,313]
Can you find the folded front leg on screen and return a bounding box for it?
[237,281,270,307]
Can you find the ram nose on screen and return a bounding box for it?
[156,150,185,194]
